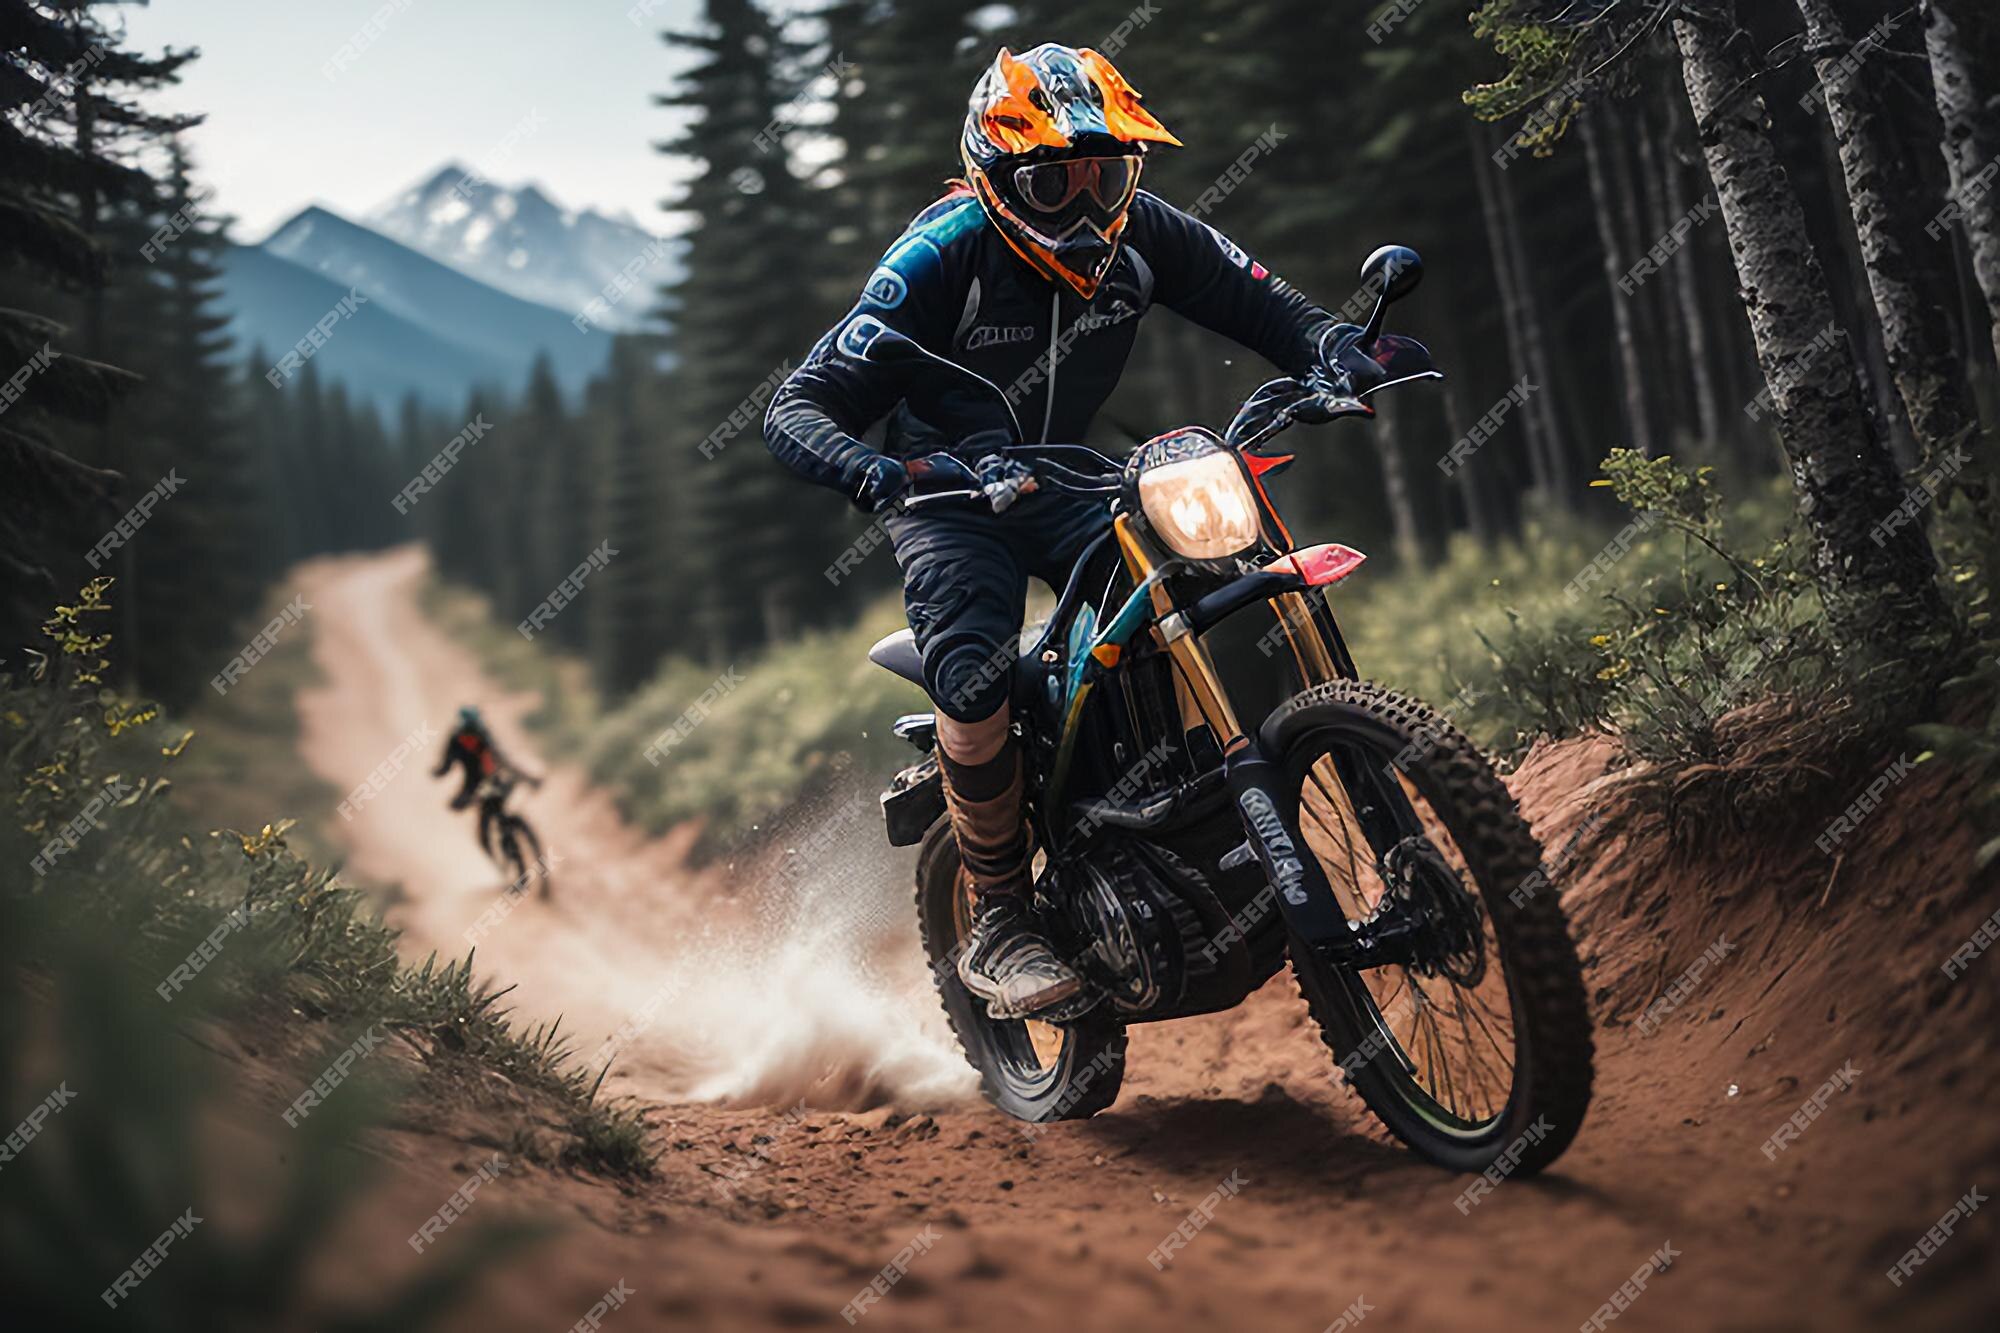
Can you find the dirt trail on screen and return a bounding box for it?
[290,548,1996,1333]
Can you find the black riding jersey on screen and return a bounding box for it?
[763,187,1340,497]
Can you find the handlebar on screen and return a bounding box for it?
[890,446,1121,515]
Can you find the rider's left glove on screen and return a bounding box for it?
[850,455,912,514]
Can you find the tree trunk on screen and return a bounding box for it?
[1469,122,1557,502]
[1799,0,1981,472]
[1493,148,1572,496]
[1441,373,1494,544]
[1675,7,1950,649]
[1923,0,2000,367]
[1637,106,1693,439]
[1373,398,1423,571]
[1660,89,1728,451]
[1580,113,1657,458]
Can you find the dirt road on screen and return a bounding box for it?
[291,547,1998,1333]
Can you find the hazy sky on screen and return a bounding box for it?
[119,0,704,240]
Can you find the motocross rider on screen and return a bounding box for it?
[764,43,1346,1017]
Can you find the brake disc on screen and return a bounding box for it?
[1380,836,1486,987]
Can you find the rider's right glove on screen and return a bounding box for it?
[850,455,912,514]
[903,452,982,491]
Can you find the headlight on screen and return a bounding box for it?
[1129,430,1261,562]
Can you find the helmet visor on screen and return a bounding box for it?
[1009,155,1140,218]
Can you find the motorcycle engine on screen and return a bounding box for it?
[1053,842,1208,1016]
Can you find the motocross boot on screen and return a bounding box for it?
[939,734,1082,1018]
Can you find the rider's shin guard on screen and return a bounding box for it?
[938,731,1031,901]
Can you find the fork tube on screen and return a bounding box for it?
[1113,515,1243,745]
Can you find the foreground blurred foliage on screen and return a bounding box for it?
[2,587,658,1325]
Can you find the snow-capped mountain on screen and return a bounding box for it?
[364,165,681,330]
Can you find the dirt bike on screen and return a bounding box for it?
[475,771,547,896]
[863,246,1593,1175]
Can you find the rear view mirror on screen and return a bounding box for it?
[1355,244,1423,348]
[1360,245,1423,305]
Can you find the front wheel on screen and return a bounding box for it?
[914,819,1127,1123]
[1267,680,1594,1175]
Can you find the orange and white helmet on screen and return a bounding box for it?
[961,43,1180,299]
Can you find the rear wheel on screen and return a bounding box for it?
[915,819,1126,1122]
[1266,680,1593,1175]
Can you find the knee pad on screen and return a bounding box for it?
[925,633,1013,724]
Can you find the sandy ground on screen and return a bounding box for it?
[282,546,1998,1333]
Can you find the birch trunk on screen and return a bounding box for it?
[1675,6,1950,647]
[1923,0,2000,367]
[1798,0,1980,470]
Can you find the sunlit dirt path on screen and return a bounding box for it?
[283,546,1995,1333]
